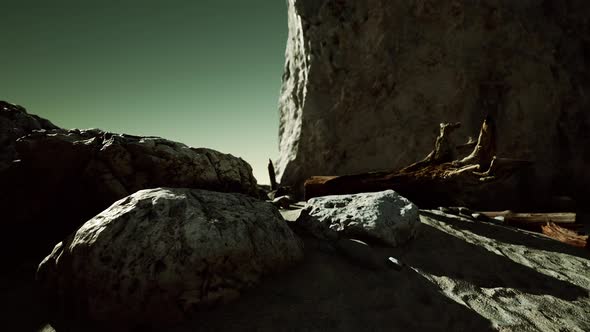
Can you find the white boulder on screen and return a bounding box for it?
[298,190,420,246]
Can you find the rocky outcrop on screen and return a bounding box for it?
[0,101,58,171]
[37,188,303,327]
[277,0,590,204]
[298,190,420,246]
[12,128,258,198]
[0,105,259,261]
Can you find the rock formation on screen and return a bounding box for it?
[0,101,58,171]
[37,188,303,327]
[298,190,420,246]
[277,0,590,204]
[0,104,259,261]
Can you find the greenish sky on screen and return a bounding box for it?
[1,0,287,184]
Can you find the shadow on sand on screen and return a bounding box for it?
[161,237,496,332]
[420,210,590,261]
[383,212,589,302]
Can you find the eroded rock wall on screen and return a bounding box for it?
[277,0,590,204]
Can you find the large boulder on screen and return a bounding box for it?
[36,188,303,327]
[277,0,590,204]
[0,105,259,261]
[298,190,420,246]
[0,101,58,171]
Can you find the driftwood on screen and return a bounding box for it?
[486,212,588,250]
[268,159,278,191]
[442,208,586,249]
[541,223,588,249]
[480,211,577,227]
[305,116,532,209]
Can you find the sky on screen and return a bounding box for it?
[1,0,288,184]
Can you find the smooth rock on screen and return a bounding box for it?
[277,0,590,204]
[36,188,303,326]
[297,190,420,246]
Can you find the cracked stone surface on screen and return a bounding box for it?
[36,188,303,326]
[277,0,590,202]
[298,190,420,246]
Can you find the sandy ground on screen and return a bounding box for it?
[5,208,590,331]
[166,208,590,332]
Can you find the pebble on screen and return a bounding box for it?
[387,256,405,271]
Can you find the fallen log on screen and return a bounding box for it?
[541,222,588,249]
[439,208,587,249]
[304,116,532,210]
[480,211,576,225]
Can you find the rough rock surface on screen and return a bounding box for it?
[36,188,303,326]
[0,106,259,262]
[277,0,590,203]
[298,190,420,246]
[0,101,58,171]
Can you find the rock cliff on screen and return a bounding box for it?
[277,0,590,204]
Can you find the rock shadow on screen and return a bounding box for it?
[162,237,494,332]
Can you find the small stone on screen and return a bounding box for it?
[458,207,474,216]
[387,257,405,271]
[271,195,294,209]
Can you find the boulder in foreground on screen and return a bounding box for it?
[36,188,303,326]
[298,190,420,246]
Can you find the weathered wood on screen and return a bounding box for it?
[452,114,496,170]
[304,116,532,209]
[479,211,582,232]
[481,211,577,224]
[541,222,588,249]
[268,158,278,191]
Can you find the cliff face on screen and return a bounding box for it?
[277,0,590,203]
